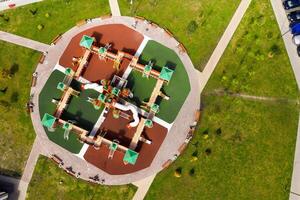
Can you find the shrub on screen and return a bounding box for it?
[189,168,195,176]
[9,63,19,76]
[187,20,198,34]
[174,167,182,177]
[3,16,9,22]
[191,151,198,162]
[205,148,212,156]
[270,44,281,55]
[10,91,19,103]
[29,8,38,15]
[37,24,44,30]
[0,87,8,96]
[216,128,222,136]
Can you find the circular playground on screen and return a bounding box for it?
[31,16,200,184]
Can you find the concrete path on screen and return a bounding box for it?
[17,137,45,200]
[132,174,156,200]
[0,0,42,11]
[0,31,49,52]
[109,0,121,16]
[270,0,300,199]
[199,0,252,92]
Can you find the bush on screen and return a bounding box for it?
[216,128,222,136]
[29,8,38,16]
[189,168,195,176]
[0,87,8,96]
[174,167,182,177]
[10,92,19,103]
[270,44,281,55]
[205,148,212,156]
[187,20,198,34]
[37,24,44,30]
[191,151,198,162]
[9,63,19,76]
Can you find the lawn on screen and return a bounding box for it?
[27,155,137,200]
[0,0,110,43]
[203,0,299,99]
[0,41,39,177]
[146,96,299,200]
[146,1,300,199]
[138,40,191,123]
[119,0,240,71]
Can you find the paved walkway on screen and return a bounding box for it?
[199,0,252,92]
[109,0,121,16]
[17,137,46,200]
[270,1,300,199]
[0,31,49,52]
[132,174,156,200]
[0,0,42,11]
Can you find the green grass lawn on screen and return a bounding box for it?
[146,1,299,199]
[203,0,299,99]
[119,0,240,71]
[138,40,191,123]
[0,41,39,177]
[27,155,137,200]
[0,0,110,43]
[146,96,298,200]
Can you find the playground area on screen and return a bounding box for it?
[59,24,144,82]
[84,109,167,175]
[38,23,191,175]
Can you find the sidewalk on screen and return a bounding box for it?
[109,0,121,16]
[0,31,49,52]
[0,0,42,11]
[18,138,45,200]
[132,174,156,200]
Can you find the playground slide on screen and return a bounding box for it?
[114,102,140,127]
[82,83,104,93]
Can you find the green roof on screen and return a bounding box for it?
[110,142,118,151]
[57,82,65,91]
[41,113,56,128]
[99,47,107,54]
[98,93,106,103]
[144,65,152,72]
[144,119,153,128]
[112,87,120,96]
[79,35,94,49]
[151,104,159,113]
[63,122,72,130]
[123,149,139,165]
[159,66,174,82]
[65,68,73,76]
